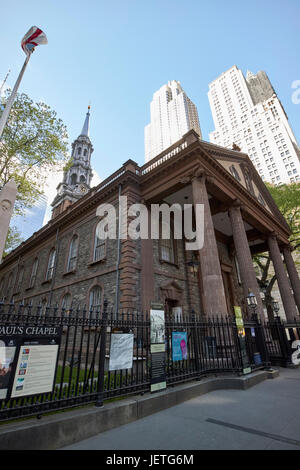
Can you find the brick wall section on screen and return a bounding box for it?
[119,189,141,310]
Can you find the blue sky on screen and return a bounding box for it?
[1,0,300,185]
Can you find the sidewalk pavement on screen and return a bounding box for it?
[61,367,300,450]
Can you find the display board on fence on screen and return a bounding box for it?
[0,325,62,400]
[0,337,18,400]
[172,332,188,361]
[109,333,134,371]
[150,305,166,393]
[234,307,251,375]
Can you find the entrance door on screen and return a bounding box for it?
[164,299,178,321]
[221,269,235,315]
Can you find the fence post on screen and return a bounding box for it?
[95,299,108,408]
[275,316,292,366]
[251,313,271,368]
[191,309,201,375]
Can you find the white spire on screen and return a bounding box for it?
[81,105,90,136]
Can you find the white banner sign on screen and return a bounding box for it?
[109,334,134,371]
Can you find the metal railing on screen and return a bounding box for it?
[0,302,288,422]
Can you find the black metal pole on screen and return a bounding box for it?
[95,299,108,407]
[251,312,271,368]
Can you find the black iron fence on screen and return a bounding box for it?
[0,301,298,422]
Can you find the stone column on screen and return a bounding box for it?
[282,245,300,314]
[191,171,228,317]
[0,180,17,263]
[228,201,264,320]
[268,234,298,321]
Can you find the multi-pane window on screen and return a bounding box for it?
[7,272,13,292]
[67,235,78,271]
[0,277,5,299]
[94,223,106,262]
[160,221,175,264]
[61,293,71,312]
[229,165,240,181]
[16,266,24,292]
[89,286,102,318]
[46,249,56,281]
[41,299,48,316]
[29,258,38,288]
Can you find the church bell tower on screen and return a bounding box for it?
[51,106,94,218]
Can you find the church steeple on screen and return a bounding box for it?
[81,106,90,137]
[51,106,94,219]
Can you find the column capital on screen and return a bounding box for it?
[268,231,279,242]
[283,243,294,253]
[228,198,246,213]
[180,166,209,185]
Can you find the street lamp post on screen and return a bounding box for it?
[272,299,280,318]
[246,291,258,320]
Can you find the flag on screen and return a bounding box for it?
[21,26,48,56]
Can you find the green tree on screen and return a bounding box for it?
[0,90,69,217]
[254,182,300,319]
[2,226,24,258]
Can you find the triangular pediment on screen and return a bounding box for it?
[200,141,291,231]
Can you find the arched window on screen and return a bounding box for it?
[67,235,78,271]
[0,277,5,299]
[160,220,175,264]
[29,258,38,288]
[78,147,82,156]
[229,165,241,181]
[7,272,13,292]
[61,293,71,312]
[83,149,87,157]
[93,223,106,262]
[80,175,86,183]
[46,248,56,281]
[41,298,48,316]
[16,266,24,293]
[70,174,77,185]
[89,286,102,318]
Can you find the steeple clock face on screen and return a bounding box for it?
[80,184,87,194]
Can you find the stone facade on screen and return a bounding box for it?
[0,130,298,322]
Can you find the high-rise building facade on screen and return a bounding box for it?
[145,80,202,162]
[11,194,48,242]
[208,65,300,185]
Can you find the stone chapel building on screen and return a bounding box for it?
[0,108,299,322]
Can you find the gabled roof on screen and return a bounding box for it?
[200,140,291,233]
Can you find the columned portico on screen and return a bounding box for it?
[228,201,264,319]
[191,171,228,317]
[282,245,300,314]
[268,234,298,321]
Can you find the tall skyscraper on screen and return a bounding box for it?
[145,80,202,162]
[208,65,300,185]
[11,193,48,242]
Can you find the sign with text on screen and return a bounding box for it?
[0,337,18,400]
[172,332,188,361]
[233,308,251,375]
[0,325,61,400]
[234,306,244,328]
[150,351,166,393]
[150,309,165,353]
[150,307,166,393]
[109,333,134,371]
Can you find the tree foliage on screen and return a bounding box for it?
[254,182,300,317]
[0,90,69,216]
[2,226,24,258]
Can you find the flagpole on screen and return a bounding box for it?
[0,54,31,139]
